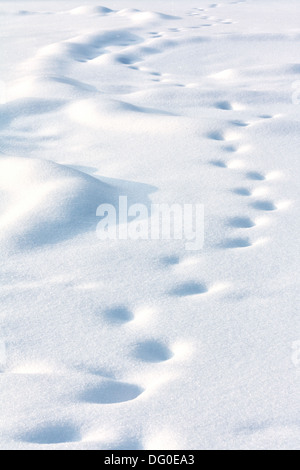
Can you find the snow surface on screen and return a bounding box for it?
[0,0,299,450]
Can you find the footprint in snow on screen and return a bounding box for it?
[80,380,144,404]
[214,101,243,111]
[20,422,80,445]
[170,281,208,297]
[246,171,266,181]
[207,130,226,141]
[227,216,256,229]
[231,120,251,127]
[207,130,240,142]
[223,144,239,153]
[160,254,180,266]
[259,114,273,120]
[222,237,252,249]
[215,100,233,110]
[251,200,277,211]
[103,305,134,325]
[132,340,173,363]
[209,159,227,168]
[232,187,252,197]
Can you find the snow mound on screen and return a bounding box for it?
[116,9,180,23]
[70,5,113,16]
[0,157,117,250]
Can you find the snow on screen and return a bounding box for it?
[0,0,299,450]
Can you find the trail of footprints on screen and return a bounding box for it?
[13,114,288,449]
[207,106,287,250]
[5,0,288,449]
[4,5,195,449]
[14,301,176,447]
[12,3,240,97]
[186,3,236,26]
[73,106,288,444]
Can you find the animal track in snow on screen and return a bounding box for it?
[223,144,239,152]
[231,119,251,127]
[210,159,245,169]
[251,200,277,211]
[80,380,144,405]
[21,422,80,445]
[215,101,233,110]
[207,97,285,255]
[252,199,291,212]
[170,281,208,297]
[160,254,181,266]
[246,171,266,181]
[227,216,256,229]
[232,187,252,197]
[103,306,134,324]
[132,340,173,363]
[214,100,243,111]
[222,237,252,249]
[259,114,273,119]
[207,130,226,141]
[207,129,240,142]
[209,159,227,168]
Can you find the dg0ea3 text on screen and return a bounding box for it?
[148,455,195,465]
